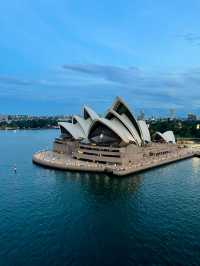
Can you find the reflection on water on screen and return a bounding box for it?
[54,170,143,201]
[1,130,200,266]
[192,157,200,173]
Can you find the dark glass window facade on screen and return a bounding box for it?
[89,123,121,145]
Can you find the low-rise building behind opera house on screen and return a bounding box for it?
[53,97,178,166]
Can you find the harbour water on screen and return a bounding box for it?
[1,130,200,265]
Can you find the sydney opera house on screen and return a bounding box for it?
[52,97,177,167]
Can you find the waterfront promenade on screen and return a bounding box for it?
[33,147,197,176]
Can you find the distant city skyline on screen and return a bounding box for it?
[1,0,200,115]
[0,111,199,121]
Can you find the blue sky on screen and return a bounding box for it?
[1,0,200,116]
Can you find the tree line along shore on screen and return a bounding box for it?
[0,118,59,130]
[1,117,200,139]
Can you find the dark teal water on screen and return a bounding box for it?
[1,130,200,266]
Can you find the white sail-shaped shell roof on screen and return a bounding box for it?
[163,131,176,144]
[153,131,175,144]
[88,117,135,145]
[154,132,163,141]
[110,96,143,140]
[58,96,175,146]
[138,120,151,143]
[73,115,91,136]
[107,118,136,143]
[105,109,141,145]
[83,105,99,120]
[59,106,99,140]
[58,122,86,140]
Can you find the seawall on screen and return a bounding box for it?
[32,149,198,177]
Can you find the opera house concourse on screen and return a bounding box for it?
[33,97,194,176]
